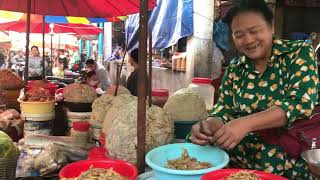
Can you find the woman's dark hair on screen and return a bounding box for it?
[223,0,273,29]
[85,71,96,79]
[129,49,139,63]
[85,59,95,65]
[31,46,39,51]
[59,57,68,70]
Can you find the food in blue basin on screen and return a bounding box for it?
[145,143,229,180]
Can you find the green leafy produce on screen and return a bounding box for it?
[0,131,19,158]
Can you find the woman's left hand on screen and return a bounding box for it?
[211,119,250,150]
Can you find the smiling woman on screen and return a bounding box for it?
[190,0,320,179]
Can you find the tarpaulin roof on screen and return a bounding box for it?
[0,0,157,18]
[126,0,193,51]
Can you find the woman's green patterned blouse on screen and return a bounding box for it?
[211,37,319,128]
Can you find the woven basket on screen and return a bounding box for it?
[0,156,18,180]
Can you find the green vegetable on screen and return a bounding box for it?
[0,131,19,158]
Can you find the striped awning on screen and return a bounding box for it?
[0,10,127,24]
[45,15,127,24]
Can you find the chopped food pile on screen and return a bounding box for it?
[0,69,24,90]
[63,83,97,103]
[167,149,212,170]
[63,167,129,180]
[23,87,53,102]
[225,171,261,180]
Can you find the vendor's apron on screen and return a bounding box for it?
[256,113,320,159]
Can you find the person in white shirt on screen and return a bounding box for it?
[28,46,47,80]
[85,59,111,91]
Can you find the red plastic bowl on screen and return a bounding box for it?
[201,169,288,180]
[59,159,138,180]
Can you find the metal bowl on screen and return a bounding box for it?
[301,149,320,165]
[301,149,320,178]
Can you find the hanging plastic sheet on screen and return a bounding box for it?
[125,0,193,51]
[213,20,230,52]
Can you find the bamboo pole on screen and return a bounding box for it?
[42,15,46,79]
[114,46,127,96]
[137,0,148,174]
[24,0,31,91]
[148,31,152,107]
[50,34,53,65]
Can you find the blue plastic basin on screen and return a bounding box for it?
[145,143,229,180]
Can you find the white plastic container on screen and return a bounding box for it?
[22,112,55,137]
[188,78,215,110]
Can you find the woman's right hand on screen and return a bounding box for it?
[190,117,224,146]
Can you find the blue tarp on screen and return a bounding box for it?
[125,0,193,51]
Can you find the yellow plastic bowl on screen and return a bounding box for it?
[18,99,55,114]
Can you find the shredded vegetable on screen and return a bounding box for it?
[226,171,261,180]
[62,167,129,180]
[167,149,212,170]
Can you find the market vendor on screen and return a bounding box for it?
[85,71,99,89]
[85,59,111,91]
[190,0,319,179]
[126,48,148,96]
[29,46,47,80]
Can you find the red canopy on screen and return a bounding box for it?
[0,21,103,35]
[0,13,102,35]
[0,0,156,17]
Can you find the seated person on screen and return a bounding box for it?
[52,59,65,78]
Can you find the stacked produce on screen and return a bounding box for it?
[63,83,97,143]
[22,87,53,102]
[163,88,208,121]
[104,95,174,164]
[105,85,130,96]
[63,83,97,103]
[19,81,56,137]
[0,130,19,158]
[0,69,24,90]
[101,94,137,134]
[0,69,24,110]
[90,94,115,127]
[90,94,135,145]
